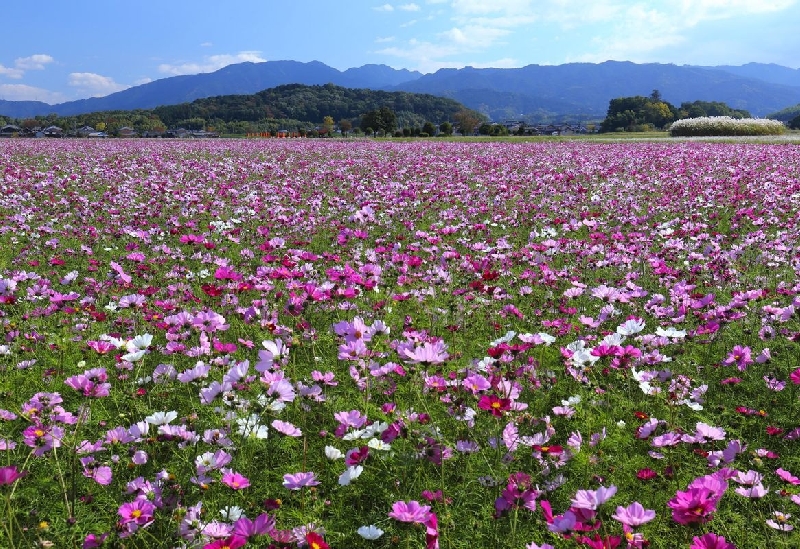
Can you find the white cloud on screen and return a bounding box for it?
[15,54,55,70]
[200,41,213,47]
[133,77,153,86]
[375,36,396,43]
[0,83,65,103]
[399,3,421,10]
[158,51,266,76]
[439,25,511,47]
[68,73,129,97]
[1,54,54,79]
[374,3,394,11]
[378,0,800,71]
[0,65,24,79]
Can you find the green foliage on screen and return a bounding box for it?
[153,83,474,131]
[439,121,453,136]
[600,94,678,132]
[601,92,755,133]
[678,100,751,119]
[789,114,800,130]
[478,123,510,136]
[361,106,397,136]
[766,103,800,122]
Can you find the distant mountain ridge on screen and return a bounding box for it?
[1,60,799,120]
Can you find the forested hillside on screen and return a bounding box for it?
[153,83,473,132]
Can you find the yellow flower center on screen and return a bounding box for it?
[131,510,142,519]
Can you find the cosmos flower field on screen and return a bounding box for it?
[1,138,799,549]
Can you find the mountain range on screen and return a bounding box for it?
[2,60,799,121]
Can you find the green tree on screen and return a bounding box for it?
[360,107,397,136]
[453,109,480,135]
[789,114,800,130]
[322,115,335,136]
[439,121,453,136]
[339,119,352,136]
[422,121,436,135]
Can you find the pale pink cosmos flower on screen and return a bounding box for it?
[611,501,656,526]
[282,471,319,490]
[570,485,617,510]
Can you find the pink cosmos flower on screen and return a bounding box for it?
[204,536,247,549]
[271,419,302,437]
[82,533,109,548]
[690,532,736,549]
[221,470,250,490]
[668,487,718,525]
[401,340,449,365]
[611,501,655,526]
[388,500,432,523]
[570,485,617,510]
[722,345,753,371]
[118,499,156,526]
[776,468,800,485]
[766,511,793,531]
[548,510,577,533]
[0,465,28,485]
[233,513,276,538]
[282,471,320,490]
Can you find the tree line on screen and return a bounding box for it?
[600,90,753,132]
[1,84,483,137]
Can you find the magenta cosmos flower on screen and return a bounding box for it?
[118,499,156,526]
[221,470,251,490]
[0,465,28,485]
[667,487,718,525]
[388,500,432,523]
[690,532,736,549]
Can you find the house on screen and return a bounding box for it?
[0,124,22,138]
[43,125,63,138]
[118,126,138,138]
[76,125,95,137]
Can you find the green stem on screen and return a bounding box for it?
[51,446,73,520]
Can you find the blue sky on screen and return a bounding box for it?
[2,0,799,103]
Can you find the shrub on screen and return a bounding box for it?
[669,116,786,137]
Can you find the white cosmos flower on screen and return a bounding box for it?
[342,428,365,441]
[121,349,147,362]
[655,326,687,339]
[145,410,178,425]
[324,446,344,460]
[338,465,363,486]
[367,438,391,451]
[100,334,127,348]
[357,525,384,539]
[220,506,245,521]
[127,333,153,352]
[617,318,645,336]
[236,414,269,439]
